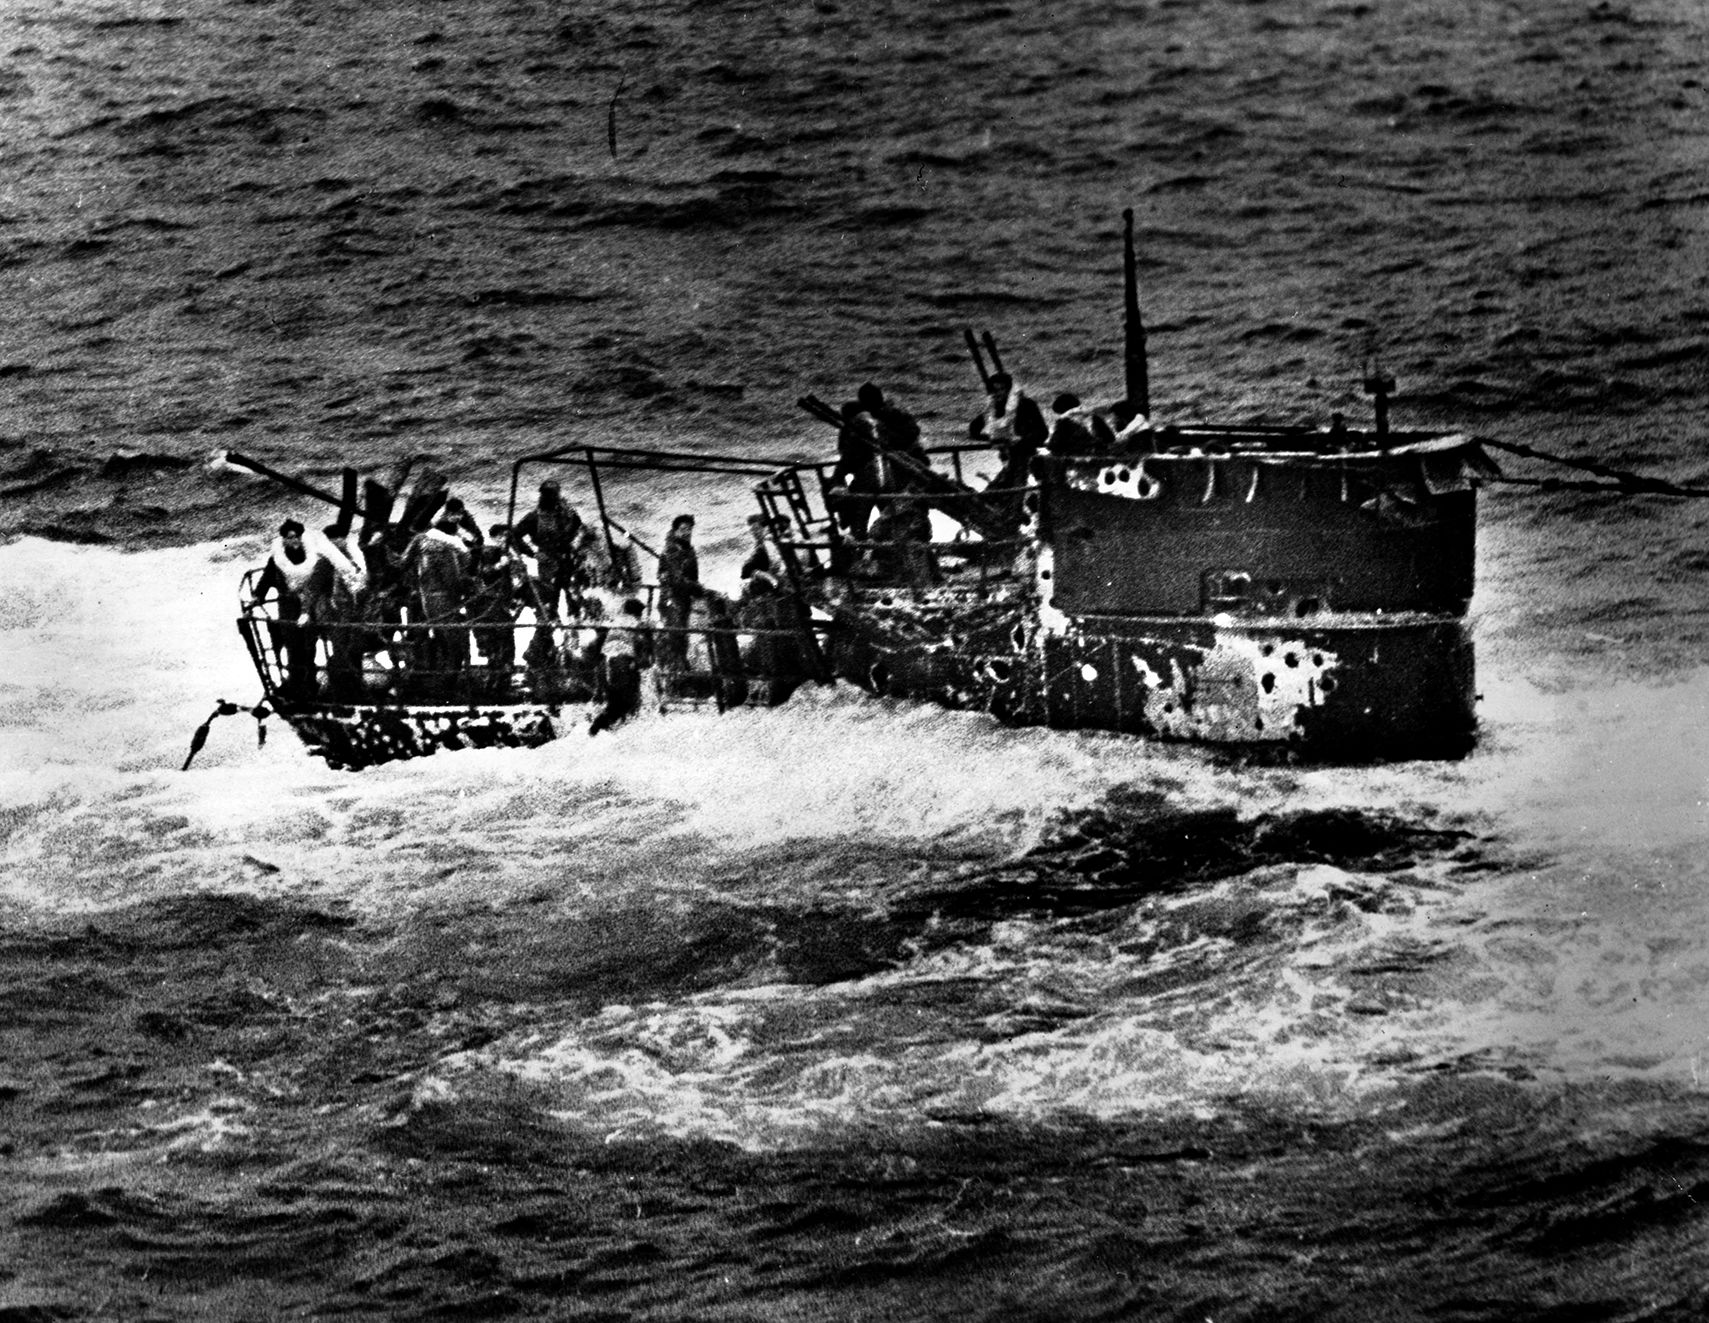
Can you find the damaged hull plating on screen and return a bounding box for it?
[782,430,1489,763]
[269,699,561,770]
[1044,615,1474,759]
[824,597,1475,762]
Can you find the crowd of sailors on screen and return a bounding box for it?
[249,368,1149,726]
[819,372,1151,583]
[251,480,805,735]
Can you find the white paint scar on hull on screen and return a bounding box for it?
[1129,635,1340,742]
[1035,545,1070,636]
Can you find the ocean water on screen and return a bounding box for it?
[5,0,1709,1318]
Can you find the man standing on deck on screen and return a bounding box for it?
[740,513,780,583]
[403,514,473,681]
[656,513,700,671]
[972,371,1049,456]
[255,518,330,699]
[439,496,485,556]
[857,382,930,470]
[319,522,370,699]
[828,401,883,538]
[972,371,1048,528]
[511,479,588,620]
[470,523,527,677]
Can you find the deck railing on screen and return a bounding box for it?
[752,451,1036,599]
[238,571,821,711]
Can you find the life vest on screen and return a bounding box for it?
[1114,412,1153,447]
[269,538,320,594]
[410,527,469,605]
[983,389,1022,445]
[316,532,368,598]
[836,413,884,492]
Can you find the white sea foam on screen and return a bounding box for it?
[9,534,1709,1134]
[0,538,1181,910]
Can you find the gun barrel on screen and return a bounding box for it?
[225,450,369,517]
[797,395,844,429]
[963,328,992,389]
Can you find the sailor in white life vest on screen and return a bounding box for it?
[970,371,1049,453]
[317,523,371,696]
[1108,398,1153,450]
[314,525,367,610]
[402,513,474,679]
[255,518,330,697]
[589,598,651,736]
[971,372,1049,528]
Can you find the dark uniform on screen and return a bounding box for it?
[830,404,883,538]
[470,526,526,674]
[656,514,699,671]
[1046,393,1100,456]
[513,481,589,619]
[858,382,929,470]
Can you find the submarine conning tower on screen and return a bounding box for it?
[1017,215,1487,759]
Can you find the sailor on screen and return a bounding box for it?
[741,513,779,582]
[829,401,883,538]
[604,529,645,592]
[511,479,588,619]
[589,598,651,736]
[867,492,937,587]
[737,566,807,704]
[699,588,748,709]
[319,523,371,698]
[319,525,368,603]
[857,382,929,469]
[973,372,1047,527]
[656,513,700,671]
[258,519,320,612]
[469,523,527,676]
[403,513,473,681]
[738,564,782,700]
[255,518,328,698]
[971,371,1048,452]
[1109,399,1153,451]
[1046,393,1099,456]
[1328,412,1350,451]
[439,496,484,554]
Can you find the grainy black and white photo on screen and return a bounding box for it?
[4,0,1709,1318]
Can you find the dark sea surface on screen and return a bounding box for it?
[6,0,1709,1318]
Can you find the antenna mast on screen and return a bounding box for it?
[1122,208,1150,417]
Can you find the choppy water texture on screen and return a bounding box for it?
[5,0,1709,1318]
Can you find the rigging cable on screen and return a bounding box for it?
[1475,435,1709,499]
